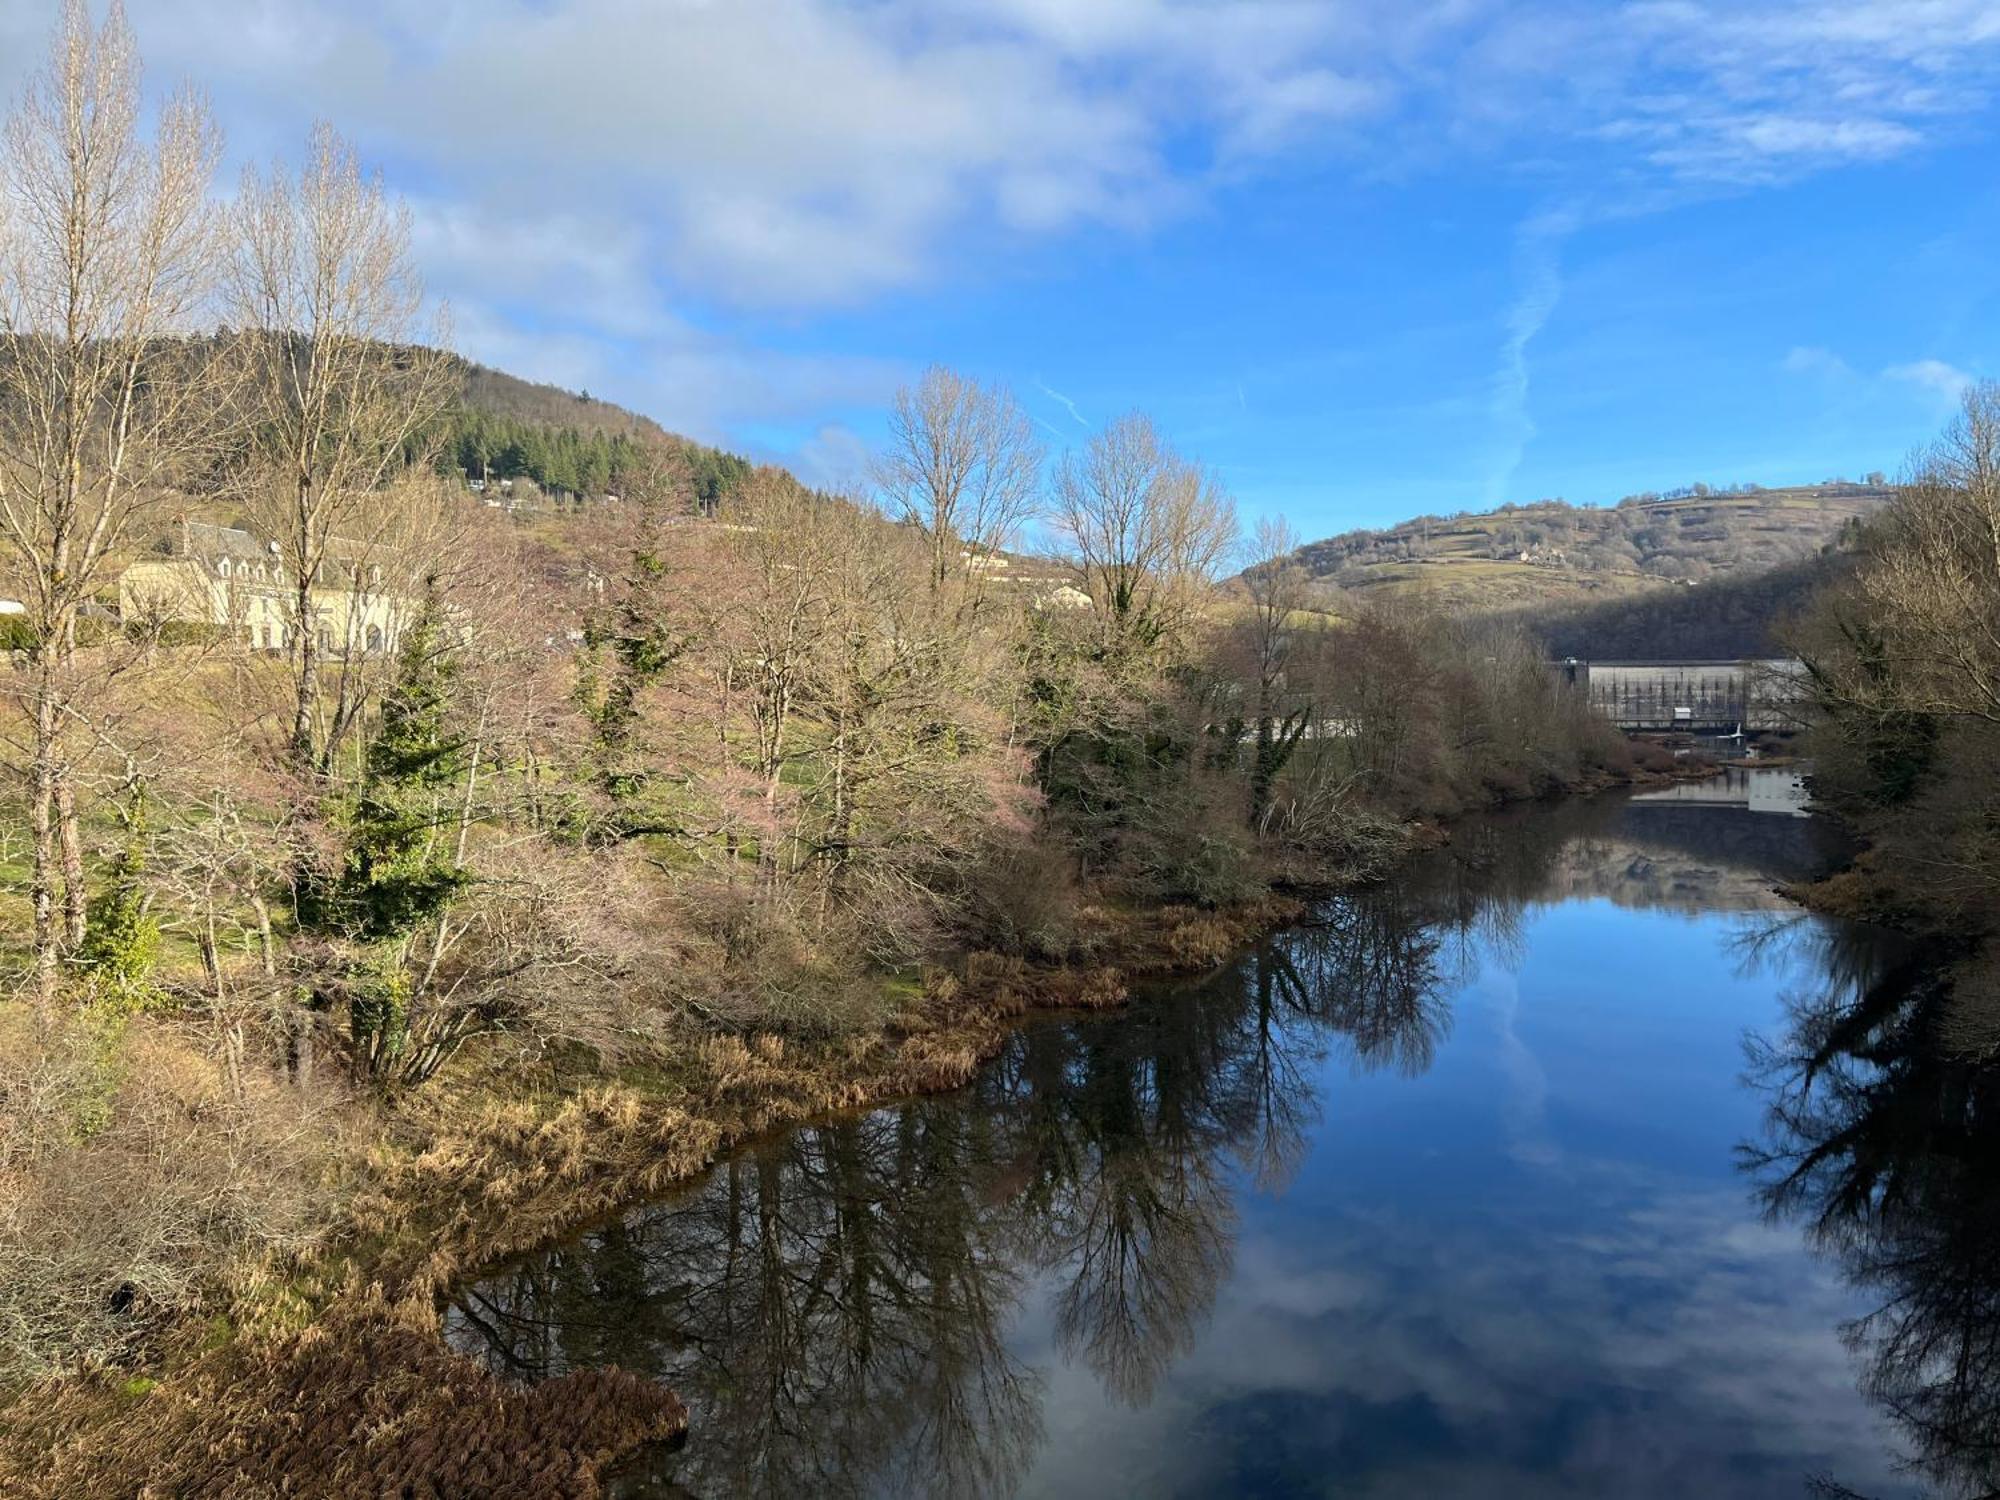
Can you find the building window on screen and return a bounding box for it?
[218,559,230,578]
[365,624,382,653]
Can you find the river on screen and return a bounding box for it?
[447,772,1992,1499]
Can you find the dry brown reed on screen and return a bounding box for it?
[0,1298,685,1499]
[0,876,1303,1493]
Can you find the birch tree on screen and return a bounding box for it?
[229,122,455,770]
[0,0,224,1007]
[874,365,1042,596]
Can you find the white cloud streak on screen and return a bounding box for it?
[1487,213,1569,508]
[1035,379,1092,430]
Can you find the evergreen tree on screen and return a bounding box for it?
[309,588,470,1071]
[337,589,469,942]
[73,788,164,1013]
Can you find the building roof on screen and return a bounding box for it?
[154,522,276,562]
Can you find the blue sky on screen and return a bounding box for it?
[7,0,1997,538]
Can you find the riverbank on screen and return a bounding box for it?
[0,758,1717,1499]
[444,785,1905,1498]
[0,891,1306,1498]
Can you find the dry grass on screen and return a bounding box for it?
[0,1010,349,1384]
[0,870,1300,1490]
[0,1297,685,1500]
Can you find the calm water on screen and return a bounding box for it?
[447,776,1998,1499]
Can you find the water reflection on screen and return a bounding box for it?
[1745,924,2000,1500]
[448,792,1908,1498]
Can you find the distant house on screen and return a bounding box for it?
[956,546,1093,609]
[1034,583,1094,611]
[116,522,407,655]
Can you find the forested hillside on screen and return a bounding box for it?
[1289,484,1888,613]
[1792,383,2000,1034]
[1494,550,1854,661]
[444,360,754,510]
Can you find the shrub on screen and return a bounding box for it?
[71,795,165,1015]
[1124,778,1261,908]
[0,1011,343,1382]
[957,836,1086,961]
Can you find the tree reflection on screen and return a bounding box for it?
[448,789,1839,1498]
[1744,928,2000,1499]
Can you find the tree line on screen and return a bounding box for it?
[1792,381,2000,1045]
[1494,547,1855,662]
[441,404,752,511]
[1295,483,1884,587]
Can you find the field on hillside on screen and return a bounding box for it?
[1293,484,1888,614]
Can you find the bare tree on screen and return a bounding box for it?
[1240,516,1314,830]
[1848,381,2000,726]
[1792,382,2000,932]
[1048,413,1237,651]
[0,0,224,1007]
[873,365,1042,595]
[229,122,455,770]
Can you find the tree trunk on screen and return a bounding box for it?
[200,912,221,999]
[290,487,319,766]
[1250,714,1276,830]
[55,766,86,949]
[29,680,59,1012]
[249,893,277,978]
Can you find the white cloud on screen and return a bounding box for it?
[792,424,877,493]
[1035,380,1092,430]
[113,0,2000,315]
[1782,346,1856,380]
[17,0,1988,456]
[1885,358,1977,401]
[1486,212,1569,508]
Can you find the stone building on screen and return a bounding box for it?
[116,522,407,655]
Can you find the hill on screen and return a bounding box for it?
[1288,483,1889,614]
[1492,548,1854,661]
[443,359,755,512]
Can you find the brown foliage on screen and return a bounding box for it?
[0,1011,344,1384]
[0,1300,685,1500]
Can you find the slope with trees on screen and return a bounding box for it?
[0,10,1636,1489]
[1492,547,1857,661]
[1792,382,2000,993]
[445,362,752,511]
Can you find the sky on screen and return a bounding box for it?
[4,0,1997,538]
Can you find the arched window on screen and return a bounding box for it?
[217,559,230,578]
[365,624,382,653]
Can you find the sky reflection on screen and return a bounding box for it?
[447,790,1925,1498]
